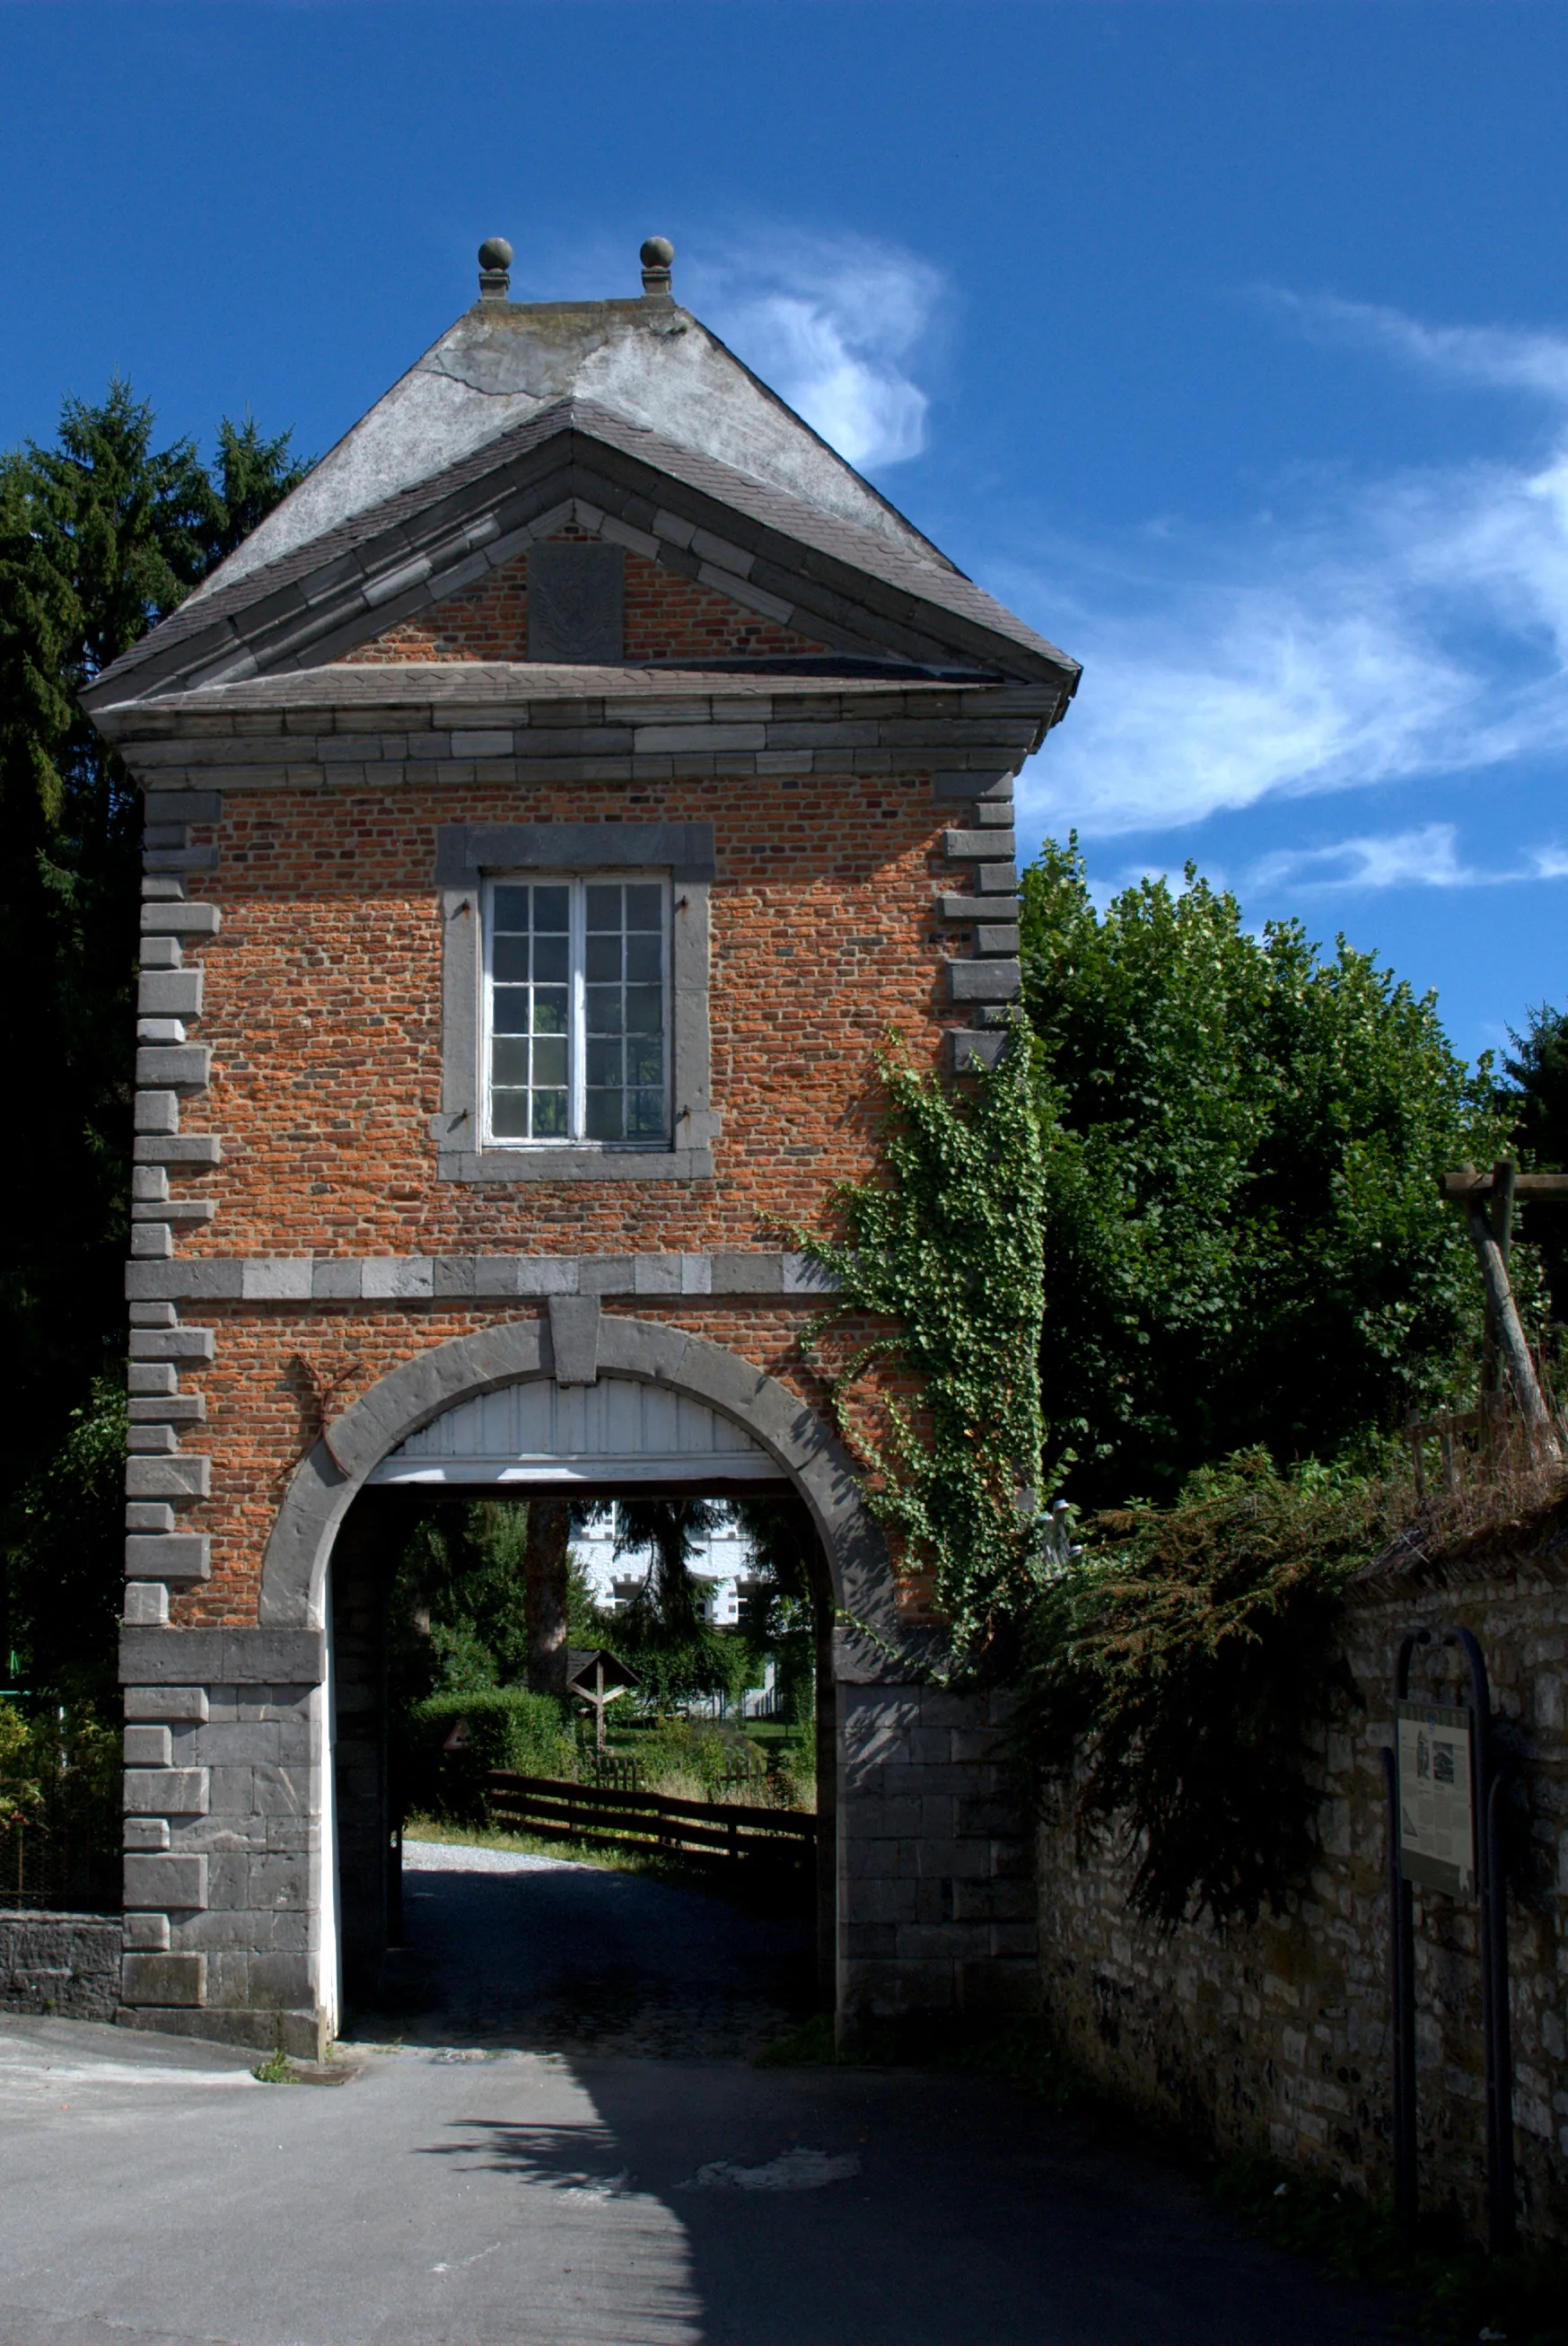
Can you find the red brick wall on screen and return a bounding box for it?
[158,769,952,1624]
[179,773,954,1256]
[340,538,827,664]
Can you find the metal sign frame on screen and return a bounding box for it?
[1381,1626,1515,2253]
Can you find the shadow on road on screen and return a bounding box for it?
[417,2055,1415,2346]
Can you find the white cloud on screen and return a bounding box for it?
[1012,302,1568,839]
[1266,293,1568,406]
[1249,822,1478,892]
[684,233,941,470]
[1244,822,1568,895]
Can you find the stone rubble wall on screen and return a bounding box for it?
[1035,1547,1568,2244]
[0,1912,123,2023]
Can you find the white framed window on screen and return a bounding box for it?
[434,821,718,1184]
[483,874,670,1148]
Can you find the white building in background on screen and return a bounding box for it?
[572,1504,758,1626]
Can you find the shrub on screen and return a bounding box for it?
[0,1697,120,1905]
[621,1717,767,1796]
[399,1688,574,1823]
[1016,1451,1395,1926]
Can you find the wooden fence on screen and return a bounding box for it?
[1406,1390,1564,1500]
[486,1770,819,1881]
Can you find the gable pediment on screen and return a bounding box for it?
[83,400,1080,716]
[339,515,830,668]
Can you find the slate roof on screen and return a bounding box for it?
[204,295,954,592]
[86,291,1080,715]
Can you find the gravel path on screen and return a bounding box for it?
[400,1840,592,1876]
[346,1840,817,2059]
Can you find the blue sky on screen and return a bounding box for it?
[4,0,1566,1064]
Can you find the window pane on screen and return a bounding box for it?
[585,932,621,984]
[489,875,668,1147]
[584,986,622,1035]
[491,1091,530,1138]
[626,1034,662,1086]
[531,933,569,984]
[626,984,663,1037]
[530,1034,567,1087]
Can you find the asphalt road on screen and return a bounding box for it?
[0,1852,1412,2345]
[0,2008,1413,2346]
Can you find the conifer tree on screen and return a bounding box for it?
[0,384,307,1691]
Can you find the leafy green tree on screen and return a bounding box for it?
[602,1498,749,1708]
[0,386,307,1689]
[730,1494,818,1724]
[1502,1003,1568,1322]
[1021,839,1508,1505]
[3,1380,127,1705]
[387,1501,535,1703]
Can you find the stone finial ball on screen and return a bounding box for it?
[640,237,675,269]
[477,238,513,271]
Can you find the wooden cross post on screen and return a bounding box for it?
[1441,1162,1562,1465]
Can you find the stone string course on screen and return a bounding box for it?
[1035,1551,1568,2244]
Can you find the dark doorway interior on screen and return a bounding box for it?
[329,1483,837,2047]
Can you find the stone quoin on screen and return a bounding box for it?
[83,237,1081,2057]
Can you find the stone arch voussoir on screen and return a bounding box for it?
[258,1314,892,1640]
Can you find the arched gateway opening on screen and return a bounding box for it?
[263,1314,891,2043]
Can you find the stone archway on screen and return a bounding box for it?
[118,1314,1038,2056]
[262,1314,898,2034]
[261,1314,895,1636]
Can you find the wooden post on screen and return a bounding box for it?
[1440,1416,1458,1497]
[1481,1160,1518,1463]
[1465,1195,1561,1461]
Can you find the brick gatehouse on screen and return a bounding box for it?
[83,238,1080,2057]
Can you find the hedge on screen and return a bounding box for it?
[399,1688,575,1823]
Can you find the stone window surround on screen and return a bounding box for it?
[433,822,718,1182]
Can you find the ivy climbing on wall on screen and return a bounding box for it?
[786,1023,1048,1657]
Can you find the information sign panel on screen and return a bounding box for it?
[1396,1699,1475,1896]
